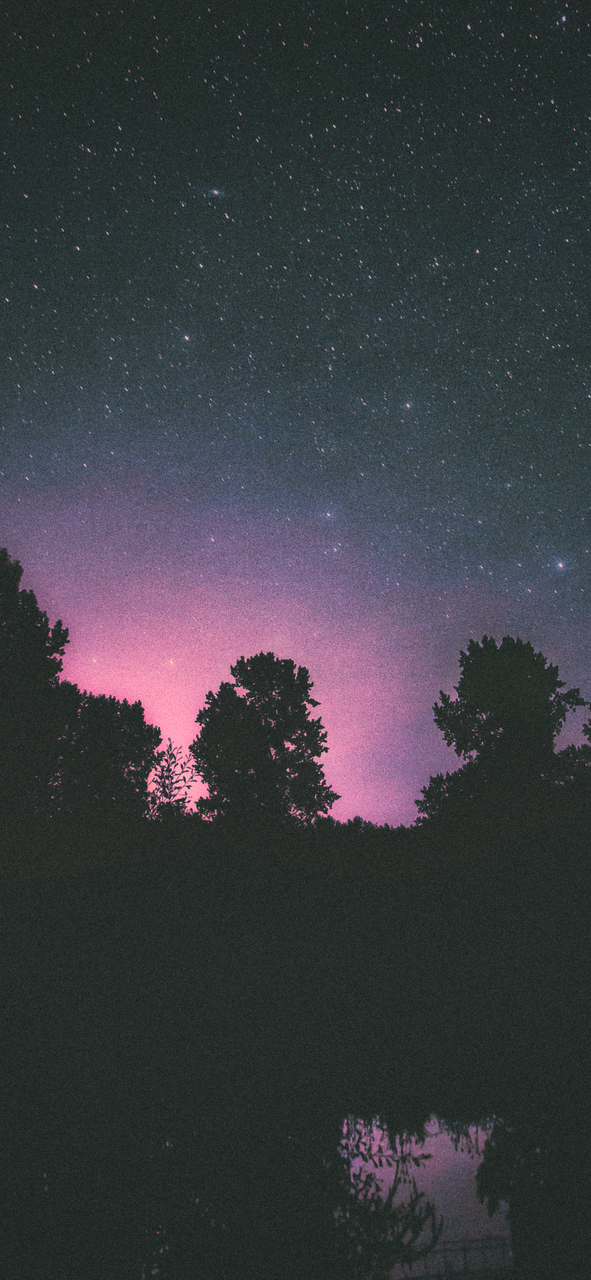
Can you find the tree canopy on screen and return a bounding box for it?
[0,548,70,824]
[417,635,586,823]
[1,547,161,838]
[433,635,584,763]
[50,681,161,825]
[189,651,339,828]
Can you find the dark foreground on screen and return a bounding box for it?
[1,802,589,1278]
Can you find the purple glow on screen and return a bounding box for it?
[6,477,588,826]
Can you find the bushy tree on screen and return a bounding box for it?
[433,636,584,766]
[0,547,69,825]
[50,682,161,825]
[189,651,339,827]
[417,635,586,822]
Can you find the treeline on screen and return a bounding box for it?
[2,549,591,1278]
[4,546,591,877]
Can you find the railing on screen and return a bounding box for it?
[389,1234,513,1276]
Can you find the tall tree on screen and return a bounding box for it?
[0,547,69,827]
[189,651,339,827]
[417,635,586,822]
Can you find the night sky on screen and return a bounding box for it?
[2,1,590,825]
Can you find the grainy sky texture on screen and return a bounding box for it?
[2,1,589,823]
[354,1118,511,1272]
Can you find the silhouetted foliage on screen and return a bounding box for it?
[417,634,586,822]
[329,1117,443,1279]
[548,738,591,813]
[122,1114,444,1280]
[0,548,69,827]
[147,737,196,821]
[49,682,161,826]
[0,549,161,849]
[189,651,339,828]
[477,1113,590,1279]
[434,635,583,762]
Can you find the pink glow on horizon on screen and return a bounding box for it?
[8,485,590,826]
[56,578,439,825]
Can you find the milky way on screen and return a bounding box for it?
[2,2,589,823]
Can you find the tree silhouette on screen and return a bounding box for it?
[0,547,69,828]
[147,738,196,820]
[189,651,339,827]
[476,1113,589,1280]
[50,682,161,826]
[1,548,162,839]
[433,636,584,765]
[417,635,586,822]
[328,1117,443,1280]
